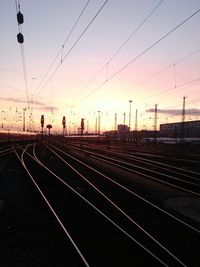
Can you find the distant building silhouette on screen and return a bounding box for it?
[117,124,130,133]
[160,120,200,138]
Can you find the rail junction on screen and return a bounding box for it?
[0,136,200,266]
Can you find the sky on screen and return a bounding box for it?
[1,0,200,134]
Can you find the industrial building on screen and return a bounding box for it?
[160,120,200,138]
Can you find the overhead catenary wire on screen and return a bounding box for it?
[74,0,165,101]
[144,79,200,120]
[77,7,200,104]
[188,98,200,104]
[35,77,200,125]
[20,43,29,103]
[70,47,200,112]
[34,0,109,100]
[33,0,91,98]
[141,77,200,103]
[147,78,200,108]
[135,48,200,99]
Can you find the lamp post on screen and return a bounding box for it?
[154,104,158,143]
[114,113,117,131]
[98,111,101,135]
[23,108,26,131]
[129,100,132,131]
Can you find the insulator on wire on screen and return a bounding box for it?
[17,11,24,24]
[17,33,24,43]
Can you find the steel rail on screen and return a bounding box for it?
[14,145,91,267]
[49,142,200,235]
[29,143,169,267]
[44,143,188,266]
[91,153,200,197]
[66,142,200,176]
[124,152,200,177]
[61,143,200,193]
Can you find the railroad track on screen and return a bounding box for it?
[47,140,200,266]
[67,141,200,168]
[61,142,200,196]
[6,142,194,266]
[70,141,200,170]
[30,142,200,265]
[104,142,200,162]
[12,143,174,266]
[0,140,199,266]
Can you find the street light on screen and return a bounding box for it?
[98,111,101,135]
[23,108,26,131]
[129,100,132,131]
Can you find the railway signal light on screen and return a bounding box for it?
[41,115,44,127]
[41,115,44,135]
[81,118,84,130]
[81,118,84,136]
[62,116,66,128]
[62,116,66,136]
[46,124,52,135]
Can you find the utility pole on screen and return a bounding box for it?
[98,111,101,135]
[135,109,138,143]
[135,109,138,131]
[81,118,84,136]
[154,104,158,143]
[123,112,126,125]
[129,100,132,131]
[182,96,186,142]
[154,104,158,132]
[23,108,26,131]
[114,113,117,131]
[182,96,186,124]
[123,112,126,140]
[95,117,97,134]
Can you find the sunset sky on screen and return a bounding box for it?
[1,0,200,133]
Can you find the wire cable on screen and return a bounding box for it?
[188,98,200,104]
[150,78,200,107]
[33,0,91,98]
[78,7,200,104]
[83,46,200,106]
[141,78,200,102]
[74,0,165,101]
[34,0,109,100]
[20,43,29,103]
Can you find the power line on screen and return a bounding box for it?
[20,43,29,103]
[108,0,165,64]
[140,77,200,103]
[34,0,109,100]
[188,98,200,104]
[152,78,200,104]
[78,7,200,104]
[123,47,200,98]
[134,79,200,117]
[74,0,165,101]
[61,0,109,63]
[143,79,200,115]
[33,0,91,98]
